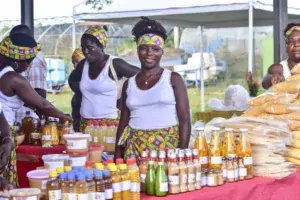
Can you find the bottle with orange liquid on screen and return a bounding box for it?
[194,127,208,169]
[209,127,222,170]
[119,164,131,200]
[237,128,253,179]
[110,165,122,200]
[222,128,237,158]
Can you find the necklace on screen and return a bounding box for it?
[142,68,161,85]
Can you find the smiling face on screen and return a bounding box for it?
[138,44,163,69]
[286,31,300,63]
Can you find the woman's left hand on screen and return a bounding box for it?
[0,139,14,173]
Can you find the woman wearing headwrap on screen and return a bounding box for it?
[262,23,300,89]
[68,26,139,133]
[0,33,72,187]
[115,17,191,162]
[71,48,85,132]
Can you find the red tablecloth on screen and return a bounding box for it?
[141,171,300,200]
[16,145,65,188]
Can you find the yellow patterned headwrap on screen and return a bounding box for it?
[84,26,108,48]
[137,33,165,48]
[0,36,41,61]
[285,26,300,41]
[72,48,84,60]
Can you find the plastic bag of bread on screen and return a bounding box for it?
[286,146,300,160]
[285,156,300,165]
[268,80,300,94]
[246,94,276,106]
[286,120,300,131]
[291,63,300,74]
[281,112,300,121]
[264,103,300,115]
[287,139,300,148]
[292,131,300,139]
[267,93,298,104]
[243,105,266,117]
[253,152,286,165]
[253,163,296,179]
[287,74,300,81]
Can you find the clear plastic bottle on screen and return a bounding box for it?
[127,158,140,200]
[62,172,76,200]
[237,128,253,179]
[209,128,222,170]
[93,120,99,145]
[103,170,113,200]
[222,128,237,158]
[94,169,105,200]
[85,121,94,143]
[95,163,104,171]
[139,151,148,193]
[119,164,131,200]
[194,127,208,169]
[75,173,89,199]
[98,121,107,146]
[116,158,124,171]
[110,165,122,200]
[192,149,201,190]
[22,110,33,145]
[59,172,67,198]
[105,122,116,152]
[46,171,62,200]
[85,171,96,200]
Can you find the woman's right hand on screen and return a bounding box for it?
[60,114,72,123]
[271,74,285,85]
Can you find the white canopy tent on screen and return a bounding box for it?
[74,0,300,111]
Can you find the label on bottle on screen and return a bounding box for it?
[244,157,253,165]
[196,172,201,181]
[105,189,113,199]
[94,136,98,143]
[13,197,37,200]
[89,136,92,142]
[211,156,222,164]
[62,194,76,200]
[207,176,215,185]
[67,139,87,150]
[77,193,88,200]
[42,135,51,141]
[130,182,140,192]
[48,189,62,200]
[31,132,40,139]
[222,169,227,178]
[45,161,64,171]
[200,156,208,164]
[112,183,121,193]
[227,170,235,179]
[41,179,48,189]
[181,174,187,184]
[239,168,247,176]
[159,182,168,192]
[105,137,116,144]
[69,156,86,167]
[234,169,238,178]
[140,174,146,183]
[122,180,131,191]
[188,173,195,183]
[95,192,105,200]
[201,176,207,186]
[227,154,237,158]
[168,175,179,185]
[88,192,95,200]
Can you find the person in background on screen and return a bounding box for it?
[71,48,85,132]
[115,17,191,161]
[9,25,48,122]
[262,22,300,89]
[68,26,139,132]
[0,33,71,187]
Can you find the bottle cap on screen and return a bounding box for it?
[49,171,58,178]
[103,170,110,177]
[107,163,115,170]
[59,172,67,179]
[67,172,76,180]
[195,127,205,131]
[110,165,117,172]
[116,158,124,165]
[76,173,85,181]
[56,167,64,174]
[239,128,248,132]
[107,158,114,164]
[212,127,220,131]
[87,121,93,126]
[95,163,104,170]
[26,110,30,115]
[93,120,98,126]
[119,164,127,170]
[85,171,93,180]
[86,161,94,168]
[72,167,80,171]
[64,166,72,172]
[93,169,103,179]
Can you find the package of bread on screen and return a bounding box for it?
[264,103,300,115]
[286,146,300,160]
[243,105,266,117]
[246,94,276,106]
[292,99,300,105]
[254,163,296,179]
[285,156,300,165]
[292,131,300,139]
[268,80,300,94]
[291,64,300,74]
[287,139,300,148]
[287,74,300,81]
[267,93,298,104]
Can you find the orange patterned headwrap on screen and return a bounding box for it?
[72,48,84,60]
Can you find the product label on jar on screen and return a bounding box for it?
[244,157,253,165]
[207,176,215,185]
[112,183,121,193]
[211,156,222,164]
[42,135,51,141]
[95,192,105,200]
[105,189,113,199]
[77,193,88,200]
[222,169,227,178]
[94,137,98,143]
[168,175,179,185]
[122,180,131,191]
[196,172,201,181]
[234,169,238,178]
[62,193,76,200]
[227,170,235,179]
[239,168,247,176]
[13,197,37,200]
[181,174,187,184]
[188,173,195,183]
[105,137,116,144]
[88,192,95,200]
[227,154,236,158]
[130,182,140,192]
[160,182,168,192]
[89,136,92,142]
[45,161,64,171]
[41,179,48,189]
[67,139,87,150]
[201,176,207,186]
[140,174,146,183]
[69,156,86,167]
[31,132,40,139]
[48,189,62,200]
[200,156,208,164]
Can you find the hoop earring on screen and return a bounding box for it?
[14,62,18,70]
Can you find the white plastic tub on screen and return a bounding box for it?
[26,169,49,194]
[9,188,41,200]
[64,133,90,154]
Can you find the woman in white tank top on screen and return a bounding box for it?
[115,17,191,162]
[68,26,139,134]
[262,23,300,89]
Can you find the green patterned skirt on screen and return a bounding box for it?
[118,125,179,163]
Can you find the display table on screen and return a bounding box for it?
[194,111,244,123]
[16,145,65,188]
[141,171,300,200]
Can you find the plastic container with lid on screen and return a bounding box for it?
[9,188,41,200]
[64,133,90,153]
[68,152,88,168]
[42,154,69,171]
[26,170,50,194]
[89,145,103,163]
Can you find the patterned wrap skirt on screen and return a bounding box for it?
[118,125,179,163]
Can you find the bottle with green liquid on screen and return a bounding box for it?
[145,161,156,196]
[155,162,168,196]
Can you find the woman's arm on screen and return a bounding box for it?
[171,72,191,148]
[113,58,140,78]
[68,60,85,94]
[262,64,285,89]
[115,80,130,159]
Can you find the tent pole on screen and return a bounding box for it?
[200,26,205,112]
[248,0,253,73]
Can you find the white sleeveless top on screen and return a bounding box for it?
[0,67,24,125]
[126,69,178,130]
[280,59,292,79]
[80,56,118,119]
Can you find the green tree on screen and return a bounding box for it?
[85,0,113,10]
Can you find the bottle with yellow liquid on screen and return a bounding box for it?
[127,158,140,200]
[110,165,122,200]
[237,128,253,179]
[194,127,209,169]
[209,127,222,170]
[85,171,96,200]
[46,171,62,200]
[222,128,237,158]
[62,172,76,200]
[75,173,89,199]
[119,164,130,200]
[59,173,68,200]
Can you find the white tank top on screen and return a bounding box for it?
[126,69,178,130]
[80,56,118,119]
[280,59,292,79]
[0,67,24,125]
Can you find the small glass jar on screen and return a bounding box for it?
[201,169,208,186]
[207,170,218,187]
[49,120,59,146]
[216,170,224,186]
[88,145,103,163]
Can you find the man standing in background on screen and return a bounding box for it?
[9,25,48,122]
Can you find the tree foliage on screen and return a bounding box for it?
[85,0,113,10]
